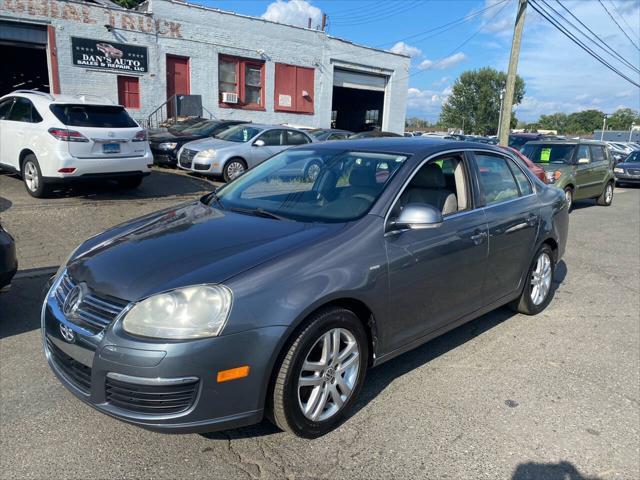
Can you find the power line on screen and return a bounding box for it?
[550,0,639,74]
[327,1,411,21]
[607,0,639,39]
[529,0,640,87]
[597,0,640,51]
[330,1,426,26]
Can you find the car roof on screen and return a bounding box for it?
[292,137,507,159]
[3,90,118,108]
[525,139,607,145]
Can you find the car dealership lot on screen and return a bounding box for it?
[0,172,638,479]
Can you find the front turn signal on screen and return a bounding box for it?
[217,365,250,383]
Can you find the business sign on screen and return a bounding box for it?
[71,37,148,73]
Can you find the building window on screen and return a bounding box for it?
[117,76,140,109]
[274,63,314,114]
[218,55,264,109]
[365,109,380,126]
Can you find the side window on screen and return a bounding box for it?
[475,153,520,205]
[590,146,606,163]
[395,154,469,217]
[0,98,14,120]
[258,129,284,146]
[286,130,310,145]
[7,98,33,123]
[507,159,533,195]
[330,133,347,140]
[576,145,590,163]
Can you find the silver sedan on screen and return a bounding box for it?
[177,124,315,181]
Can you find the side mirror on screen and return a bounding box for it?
[388,204,443,233]
[577,157,589,164]
[253,139,265,147]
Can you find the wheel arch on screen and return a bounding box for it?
[18,149,36,171]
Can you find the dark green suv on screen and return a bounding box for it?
[522,140,615,210]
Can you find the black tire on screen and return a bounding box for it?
[223,158,247,183]
[596,181,614,206]
[509,244,556,315]
[563,187,573,212]
[118,175,143,189]
[21,154,49,198]
[270,307,368,438]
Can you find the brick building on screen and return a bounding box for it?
[0,0,410,133]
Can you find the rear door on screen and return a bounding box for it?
[473,151,540,304]
[0,97,16,167]
[589,145,610,196]
[574,144,597,199]
[50,104,144,159]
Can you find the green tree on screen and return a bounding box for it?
[439,67,525,135]
[607,108,640,130]
[537,112,568,133]
[112,0,144,8]
[565,109,605,134]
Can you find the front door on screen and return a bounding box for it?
[385,153,489,352]
[473,151,540,304]
[248,129,287,168]
[0,97,16,167]
[166,55,190,116]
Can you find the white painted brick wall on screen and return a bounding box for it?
[1,0,409,132]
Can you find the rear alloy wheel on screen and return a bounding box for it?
[596,181,614,206]
[271,307,368,438]
[223,159,246,182]
[22,154,49,198]
[563,187,573,212]
[509,244,556,315]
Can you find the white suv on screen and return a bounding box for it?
[0,90,152,197]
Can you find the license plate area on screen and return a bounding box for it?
[103,143,121,154]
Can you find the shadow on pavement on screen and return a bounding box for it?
[0,273,51,339]
[512,461,602,480]
[0,196,11,213]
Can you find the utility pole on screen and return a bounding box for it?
[498,0,527,146]
[630,123,636,142]
[600,114,608,141]
[497,88,505,136]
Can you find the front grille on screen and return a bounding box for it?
[55,273,128,334]
[179,148,196,168]
[105,376,199,415]
[47,339,92,394]
[627,168,640,176]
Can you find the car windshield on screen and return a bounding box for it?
[308,129,328,139]
[50,104,137,128]
[623,151,639,163]
[215,125,262,142]
[181,121,224,136]
[522,144,575,164]
[213,148,408,222]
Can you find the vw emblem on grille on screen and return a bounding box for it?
[59,323,76,343]
[63,283,88,321]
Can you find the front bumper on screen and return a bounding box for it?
[41,275,286,433]
[150,148,178,166]
[615,171,640,183]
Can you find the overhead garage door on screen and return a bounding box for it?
[0,21,50,96]
[333,68,387,91]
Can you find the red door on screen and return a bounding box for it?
[166,55,190,116]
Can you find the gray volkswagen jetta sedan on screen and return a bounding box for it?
[43,138,568,438]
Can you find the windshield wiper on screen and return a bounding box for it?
[230,207,288,221]
[207,192,225,210]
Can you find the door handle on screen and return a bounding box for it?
[470,230,487,245]
[526,214,538,227]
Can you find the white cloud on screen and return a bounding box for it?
[261,0,322,28]
[389,41,422,58]
[407,86,453,116]
[418,52,467,70]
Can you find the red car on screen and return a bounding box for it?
[500,145,548,184]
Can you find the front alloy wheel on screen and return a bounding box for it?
[223,160,246,182]
[271,307,368,438]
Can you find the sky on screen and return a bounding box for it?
[188,0,640,122]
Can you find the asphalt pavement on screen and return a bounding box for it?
[0,171,638,479]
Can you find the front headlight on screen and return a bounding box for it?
[614,167,624,174]
[122,285,232,339]
[158,142,178,150]
[196,149,217,159]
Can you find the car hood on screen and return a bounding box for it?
[618,161,640,168]
[181,137,241,152]
[66,201,341,302]
[149,132,180,142]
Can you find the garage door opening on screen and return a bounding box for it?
[0,21,50,97]
[331,68,387,132]
[331,86,384,132]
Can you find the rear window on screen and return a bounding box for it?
[522,144,576,164]
[49,104,137,128]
